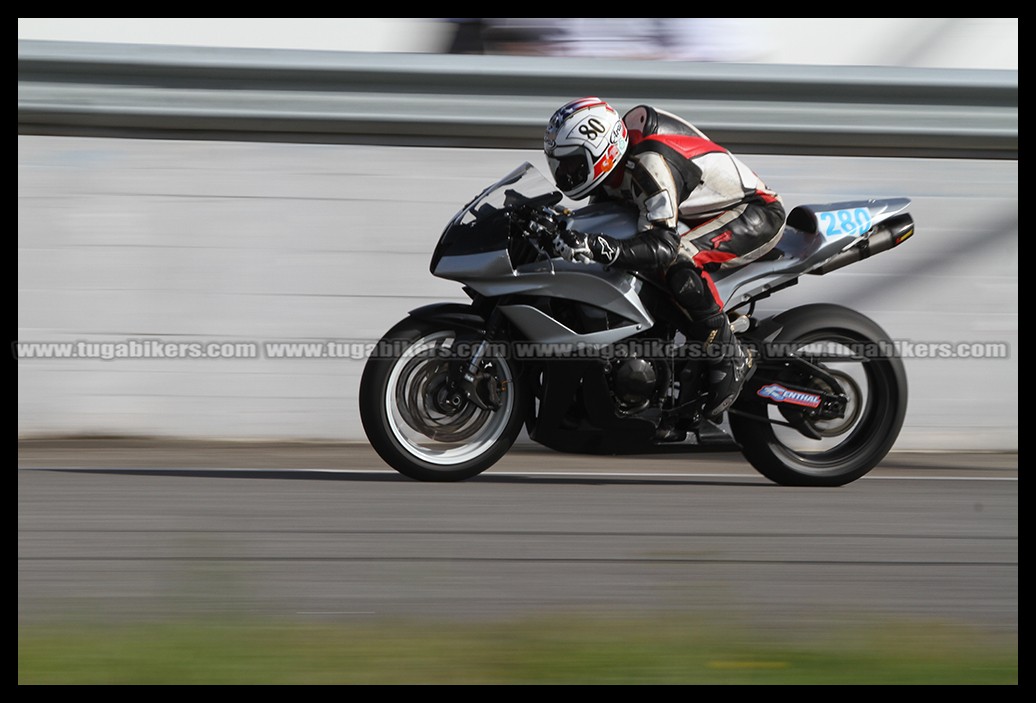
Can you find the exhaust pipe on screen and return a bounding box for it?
[809,214,914,276]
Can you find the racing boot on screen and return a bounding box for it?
[693,313,755,418]
[653,359,703,442]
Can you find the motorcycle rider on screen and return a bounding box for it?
[533,97,787,419]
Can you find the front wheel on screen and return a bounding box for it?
[729,304,907,487]
[359,317,527,481]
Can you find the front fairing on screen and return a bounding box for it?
[429,162,645,281]
[426,163,655,345]
[430,163,560,278]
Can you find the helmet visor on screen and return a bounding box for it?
[549,153,589,193]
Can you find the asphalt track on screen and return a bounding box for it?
[18,439,1017,645]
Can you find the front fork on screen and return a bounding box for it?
[456,339,506,411]
[447,312,508,412]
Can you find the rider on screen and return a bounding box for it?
[535,97,787,418]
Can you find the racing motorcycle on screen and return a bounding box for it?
[359,163,913,486]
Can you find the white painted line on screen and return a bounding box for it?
[489,472,1018,481]
[20,466,1017,481]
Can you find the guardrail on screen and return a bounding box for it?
[18,39,1018,158]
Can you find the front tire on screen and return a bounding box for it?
[359,317,527,481]
[729,304,907,487]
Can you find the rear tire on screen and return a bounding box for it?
[359,317,527,481]
[729,304,907,487]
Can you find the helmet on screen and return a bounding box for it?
[543,97,629,200]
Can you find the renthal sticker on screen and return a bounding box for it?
[756,383,822,408]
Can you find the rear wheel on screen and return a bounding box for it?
[359,317,527,481]
[729,304,907,486]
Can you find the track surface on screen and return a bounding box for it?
[18,440,1018,643]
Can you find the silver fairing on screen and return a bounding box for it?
[711,198,912,307]
[431,163,655,346]
[435,250,653,345]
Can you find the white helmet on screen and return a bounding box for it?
[543,97,629,200]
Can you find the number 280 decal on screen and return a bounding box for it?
[817,208,873,237]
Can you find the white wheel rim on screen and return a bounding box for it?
[385,332,515,466]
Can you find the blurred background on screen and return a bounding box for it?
[18,18,1018,450]
[17,17,1019,67]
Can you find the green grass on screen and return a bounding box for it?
[18,615,1017,685]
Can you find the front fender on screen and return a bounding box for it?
[407,302,487,334]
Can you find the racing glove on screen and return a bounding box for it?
[519,205,620,265]
[520,206,565,257]
[553,229,620,265]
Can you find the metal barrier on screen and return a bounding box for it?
[18,39,1018,157]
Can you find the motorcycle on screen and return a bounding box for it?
[359,162,913,486]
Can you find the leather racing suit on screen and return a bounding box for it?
[563,105,787,417]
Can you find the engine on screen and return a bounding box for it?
[610,356,663,413]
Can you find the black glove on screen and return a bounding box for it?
[552,229,620,265]
[517,205,619,265]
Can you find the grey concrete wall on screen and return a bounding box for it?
[17,136,1017,450]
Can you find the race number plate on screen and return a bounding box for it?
[815,207,873,237]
